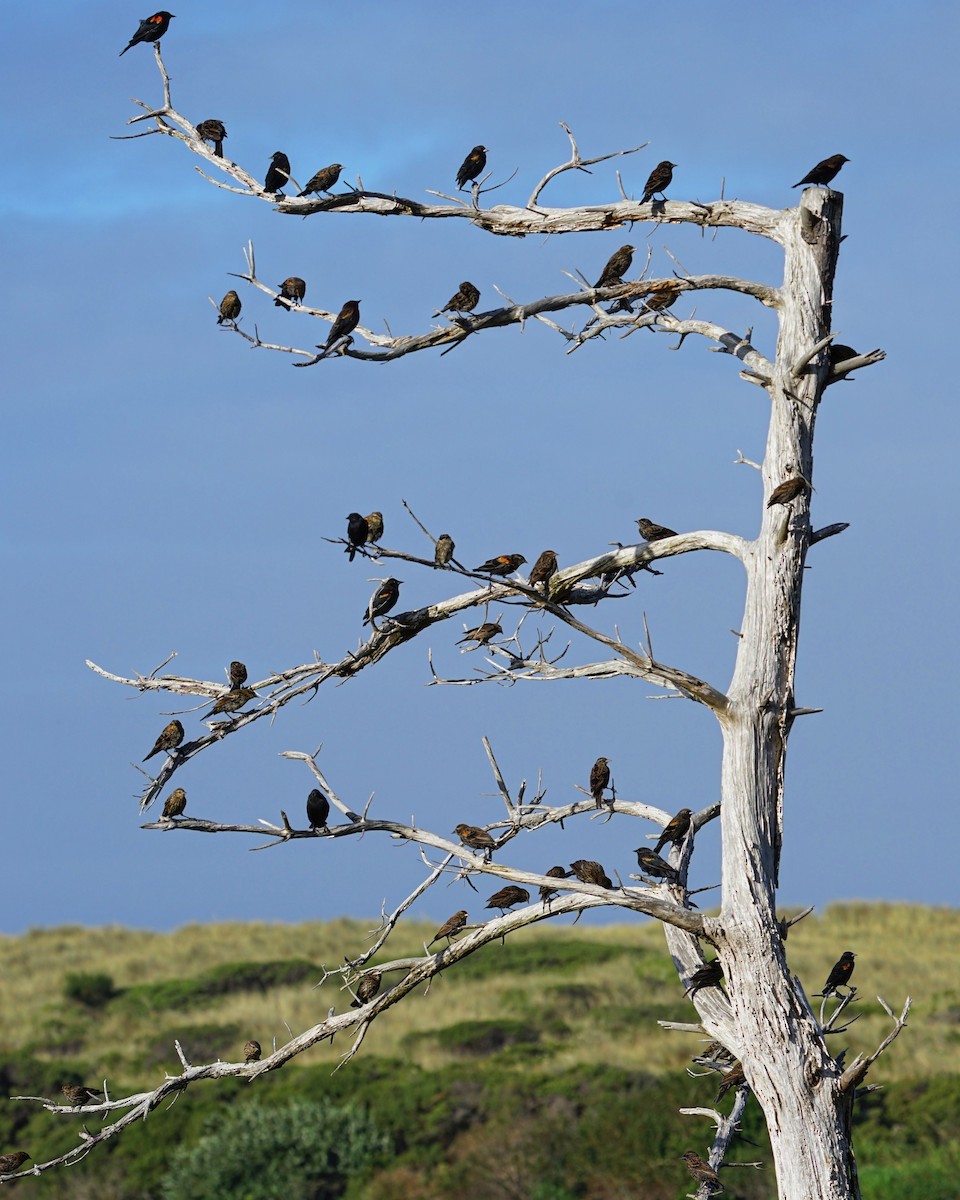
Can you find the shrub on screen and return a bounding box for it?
[63,972,116,1008]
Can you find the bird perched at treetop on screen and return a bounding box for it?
[436,281,480,316]
[61,1084,102,1108]
[243,1040,261,1062]
[351,970,382,1007]
[435,533,455,566]
[793,154,849,188]
[0,1153,30,1176]
[364,511,384,545]
[819,951,856,996]
[274,277,306,310]
[429,910,468,946]
[207,687,257,716]
[161,787,187,819]
[455,824,497,858]
[119,11,174,56]
[456,145,487,190]
[321,300,361,354]
[298,163,343,198]
[363,578,401,625]
[143,719,184,762]
[457,622,502,648]
[540,865,568,903]
[636,517,677,542]
[634,846,679,883]
[196,119,226,157]
[589,757,610,808]
[569,859,613,888]
[474,553,526,576]
[528,550,558,594]
[594,245,635,288]
[345,513,369,561]
[653,808,692,855]
[306,788,330,832]
[229,661,248,689]
[217,291,241,324]
[485,886,529,913]
[681,1150,723,1193]
[264,152,291,194]
[641,160,676,205]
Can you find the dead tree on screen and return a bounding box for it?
[9,43,903,1200]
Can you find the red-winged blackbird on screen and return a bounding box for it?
[429,910,468,946]
[474,553,526,576]
[306,788,330,831]
[143,719,184,762]
[793,154,849,188]
[61,1084,101,1107]
[653,807,692,855]
[218,290,241,324]
[351,970,382,1007]
[456,145,487,190]
[681,1150,723,1193]
[767,476,810,507]
[594,245,635,288]
[363,577,401,625]
[643,282,681,312]
[298,163,343,198]
[455,823,497,856]
[207,686,257,716]
[119,11,174,56]
[265,152,291,194]
[435,533,455,566]
[829,343,858,368]
[569,859,613,889]
[322,300,361,354]
[820,950,856,996]
[528,549,558,594]
[715,1061,746,1102]
[161,787,187,819]
[243,1040,261,1063]
[636,517,677,542]
[589,756,610,808]
[436,281,480,315]
[634,846,679,883]
[229,660,248,689]
[196,119,226,157]
[641,160,676,205]
[684,959,724,998]
[540,865,568,902]
[485,886,529,913]
[0,1153,30,1175]
[457,622,502,647]
[345,512,369,561]
[364,511,384,545]
[275,277,306,310]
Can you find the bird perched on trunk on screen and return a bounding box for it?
[455,823,497,858]
[436,281,480,316]
[363,578,401,626]
[306,788,330,831]
[298,163,343,198]
[0,1153,30,1176]
[793,154,849,188]
[196,119,227,158]
[274,277,306,310]
[569,859,613,888]
[634,846,679,883]
[207,686,257,716]
[229,660,248,689]
[456,145,487,190]
[681,1150,723,1193]
[61,1084,101,1108]
[767,475,810,507]
[351,970,382,1007]
[143,719,184,762]
[528,550,558,595]
[684,959,724,998]
[430,910,468,946]
[636,517,677,542]
[321,300,361,354]
[819,950,856,996]
[474,553,526,577]
[589,756,610,808]
[485,886,529,913]
[653,808,692,855]
[540,865,568,903]
[161,787,187,819]
[641,160,676,204]
[243,1040,261,1063]
[119,11,174,55]
[345,512,369,561]
[435,533,455,566]
[364,511,384,545]
[594,245,635,288]
[457,622,502,648]
[264,152,291,194]
[217,290,241,324]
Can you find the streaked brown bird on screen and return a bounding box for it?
[345,512,369,561]
[298,163,343,198]
[455,823,497,857]
[793,154,849,188]
[364,511,384,545]
[681,1150,723,1193]
[274,276,306,310]
[437,281,480,315]
[569,859,613,889]
[435,533,455,566]
[217,290,241,324]
[636,517,678,542]
[119,11,174,55]
[429,909,468,946]
[594,244,635,288]
[643,282,681,312]
[589,756,610,808]
[207,686,257,716]
[322,300,361,354]
[540,865,568,903]
[457,621,502,647]
[61,1084,101,1107]
[143,719,184,762]
[474,553,526,576]
[161,787,187,819]
[767,476,810,507]
[229,661,248,689]
[363,577,401,626]
[243,1040,261,1063]
[264,151,291,194]
[715,1061,746,1103]
[196,119,227,157]
[684,959,724,998]
[351,970,382,1007]
[486,886,530,913]
[528,550,558,594]
[820,950,856,996]
[641,160,676,205]
[0,1153,30,1175]
[654,808,693,855]
[456,145,487,190]
[634,846,679,883]
[306,788,330,831]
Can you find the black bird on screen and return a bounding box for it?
[634,846,679,883]
[229,660,248,689]
[594,245,635,288]
[298,163,343,198]
[641,160,676,205]
[589,756,610,808]
[322,300,361,354]
[474,553,526,576]
[363,578,401,625]
[528,550,558,594]
[429,910,468,946]
[485,886,529,913]
[820,951,856,996]
[364,511,384,545]
[681,1151,723,1193]
[767,476,810,507]
[351,970,382,1007]
[196,119,227,157]
[243,1040,261,1063]
[829,343,859,368]
[569,859,613,889]
[119,11,174,56]
[264,151,291,194]
[455,823,497,857]
[161,787,187,819]
[456,145,487,190]
[540,865,568,903]
[653,808,693,856]
[306,788,330,831]
[218,290,241,324]
[636,517,677,542]
[143,719,184,762]
[435,533,455,566]
[345,512,369,561]
[793,154,849,188]
[274,277,306,310]
[684,960,724,998]
[457,622,502,647]
[437,281,480,316]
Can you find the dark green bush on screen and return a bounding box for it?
[63,972,116,1008]
[116,959,318,1014]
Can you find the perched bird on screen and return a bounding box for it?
[684,959,724,999]
[437,281,480,316]
[589,756,611,808]
[455,823,497,857]
[634,846,679,883]
[364,511,384,545]
[143,719,184,762]
[715,1061,746,1103]
[594,245,635,288]
[681,1150,723,1193]
[264,152,291,194]
[363,578,401,625]
[474,553,526,577]
[767,476,810,507]
[274,277,306,310]
[429,910,468,946]
[345,512,369,561]
[641,160,676,205]
[306,788,330,831]
[196,119,227,158]
[435,533,455,566]
[322,300,361,354]
[298,163,343,198]
[528,550,558,594]
[207,686,257,716]
[828,343,859,368]
[820,950,856,996]
[119,11,174,56]
[351,970,382,1007]
[793,154,849,188]
[229,660,248,689]
[485,886,530,913]
[636,517,678,542]
[569,859,613,889]
[457,621,502,647]
[217,290,241,325]
[161,787,187,820]
[0,1153,30,1176]
[243,1040,261,1063]
[61,1084,101,1108]
[456,145,487,190]
[540,865,569,903]
[643,282,681,312]
[653,807,693,855]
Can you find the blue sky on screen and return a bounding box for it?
[2,1,957,933]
